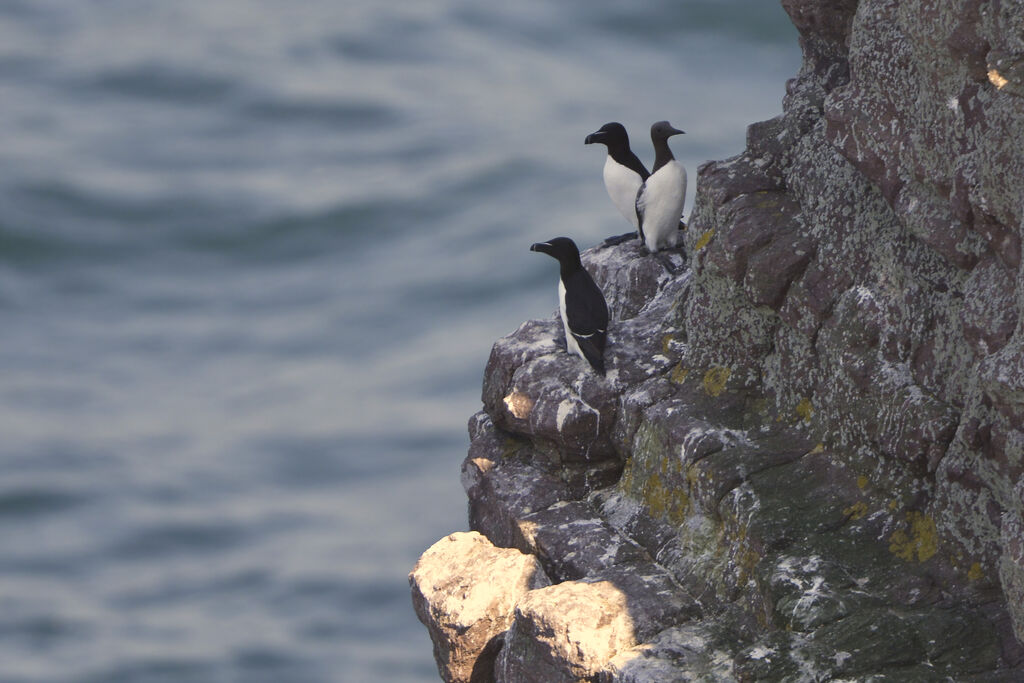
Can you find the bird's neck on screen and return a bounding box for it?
[559,258,582,281]
[609,146,650,181]
[606,140,629,160]
[652,139,675,174]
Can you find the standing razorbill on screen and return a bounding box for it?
[585,122,649,231]
[530,237,609,376]
[635,121,686,252]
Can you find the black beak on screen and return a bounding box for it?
[670,127,685,136]
[585,132,602,144]
[530,242,550,253]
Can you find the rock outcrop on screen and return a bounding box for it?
[412,0,1024,679]
[410,532,551,683]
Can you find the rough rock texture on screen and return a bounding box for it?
[497,564,700,683]
[410,532,551,682]
[412,0,1024,679]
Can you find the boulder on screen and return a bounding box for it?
[497,564,700,682]
[409,532,550,682]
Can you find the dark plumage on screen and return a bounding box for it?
[530,237,609,375]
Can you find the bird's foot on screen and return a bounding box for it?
[648,246,687,273]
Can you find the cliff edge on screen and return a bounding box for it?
[411,1,1024,680]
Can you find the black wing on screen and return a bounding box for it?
[564,269,609,375]
[601,231,639,247]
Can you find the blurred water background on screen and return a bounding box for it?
[0,1,799,680]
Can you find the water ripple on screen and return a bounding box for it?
[88,64,237,104]
[0,0,800,680]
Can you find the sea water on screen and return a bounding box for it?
[0,1,799,680]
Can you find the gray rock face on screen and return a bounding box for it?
[599,621,740,683]
[412,0,1024,679]
[409,532,550,683]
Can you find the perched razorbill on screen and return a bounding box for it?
[530,237,609,375]
[585,122,649,231]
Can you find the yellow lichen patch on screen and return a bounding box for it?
[703,366,730,397]
[889,499,900,511]
[968,562,984,581]
[988,68,1009,89]
[809,442,825,454]
[619,459,636,492]
[843,501,868,520]
[639,470,689,526]
[730,526,762,588]
[661,334,674,355]
[737,546,761,585]
[646,472,665,518]
[686,463,700,487]
[671,363,690,384]
[795,397,813,423]
[889,530,912,560]
[503,391,533,419]
[857,475,868,490]
[695,229,716,250]
[889,511,938,563]
[619,427,692,528]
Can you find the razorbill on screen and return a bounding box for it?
[635,121,687,252]
[585,122,649,232]
[530,237,609,376]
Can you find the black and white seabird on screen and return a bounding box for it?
[530,237,609,376]
[585,122,650,233]
[635,121,687,253]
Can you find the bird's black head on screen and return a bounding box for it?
[650,120,685,142]
[585,122,629,148]
[530,237,582,271]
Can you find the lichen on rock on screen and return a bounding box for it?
[411,0,1024,679]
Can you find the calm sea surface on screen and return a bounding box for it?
[0,2,799,680]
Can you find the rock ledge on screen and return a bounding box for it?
[412,0,1024,679]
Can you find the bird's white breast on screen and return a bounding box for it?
[639,161,686,251]
[603,156,642,230]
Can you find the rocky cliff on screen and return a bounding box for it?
[411,1,1024,680]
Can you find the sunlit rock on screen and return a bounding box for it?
[409,531,550,683]
[497,566,699,683]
